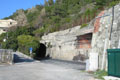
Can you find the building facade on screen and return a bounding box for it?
[0,19,17,34]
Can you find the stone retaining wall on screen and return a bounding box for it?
[91,4,120,69]
[0,49,13,64]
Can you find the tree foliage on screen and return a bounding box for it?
[1,0,120,55]
[17,35,39,55]
[2,38,18,51]
[0,27,37,52]
[48,0,54,6]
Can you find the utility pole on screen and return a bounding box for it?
[109,6,114,46]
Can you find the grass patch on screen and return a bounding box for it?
[94,70,108,80]
[81,23,88,29]
[107,1,120,8]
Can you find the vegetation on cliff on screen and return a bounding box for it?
[1,0,120,55]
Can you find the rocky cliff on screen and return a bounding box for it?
[40,3,120,70]
[91,4,120,69]
[12,10,28,27]
[40,25,93,61]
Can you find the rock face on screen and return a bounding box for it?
[13,10,28,27]
[91,4,120,69]
[41,25,93,61]
[41,3,120,69]
[27,7,38,13]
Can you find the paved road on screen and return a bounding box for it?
[0,52,95,80]
[40,59,86,70]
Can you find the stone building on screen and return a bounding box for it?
[0,19,17,34]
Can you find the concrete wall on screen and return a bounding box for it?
[0,49,13,64]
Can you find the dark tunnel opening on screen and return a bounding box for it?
[34,43,49,60]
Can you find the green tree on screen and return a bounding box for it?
[35,5,43,11]
[17,35,39,55]
[96,0,106,6]
[56,0,62,4]
[44,0,48,6]
[52,4,68,17]
[48,0,54,6]
[2,38,18,51]
[0,27,35,51]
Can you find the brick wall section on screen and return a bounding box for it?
[94,11,105,33]
[77,33,92,49]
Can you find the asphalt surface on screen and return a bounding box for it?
[0,52,94,80]
[40,59,86,70]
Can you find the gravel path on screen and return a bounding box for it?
[0,52,95,80]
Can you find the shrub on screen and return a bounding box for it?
[81,23,88,29]
[108,1,120,8]
[17,35,40,55]
[26,12,39,23]
[2,38,18,51]
[94,70,108,79]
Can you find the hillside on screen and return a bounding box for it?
[4,0,120,35]
[1,0,120,56]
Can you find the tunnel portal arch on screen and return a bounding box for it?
[35,43,47,59]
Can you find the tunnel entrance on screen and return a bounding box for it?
[35,43,47,60]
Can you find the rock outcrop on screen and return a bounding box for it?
[13,10,28,27]
[40,3,120,70]
[91,4,120,69]
[41,25,93,61]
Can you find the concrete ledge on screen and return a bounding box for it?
[103,76,120,80]
[0,49,13,64]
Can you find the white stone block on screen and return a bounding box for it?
[86,59,90,71]
[89,52,98,71]
[103,76,120,80]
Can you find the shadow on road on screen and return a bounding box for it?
[13,52,86,70]
[13,54,34,63]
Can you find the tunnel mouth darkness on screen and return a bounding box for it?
[34,43,49,60]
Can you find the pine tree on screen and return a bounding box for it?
[44,0,48,6]
[96,0,106,6]
[48,0,54,6]
[56,0,62,4]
